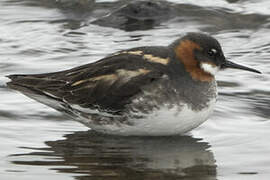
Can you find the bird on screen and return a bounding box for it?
[7,32,261,136]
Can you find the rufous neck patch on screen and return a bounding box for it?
[175,40,214,82]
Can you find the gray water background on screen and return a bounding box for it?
[0,0,270,179]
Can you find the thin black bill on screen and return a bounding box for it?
[222,60,261,74]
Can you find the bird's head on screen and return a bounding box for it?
[172,33,261,82]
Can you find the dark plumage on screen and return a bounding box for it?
[7,33,260,136]
[8,47,171,113]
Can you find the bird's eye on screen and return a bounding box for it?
[208,49,217,56]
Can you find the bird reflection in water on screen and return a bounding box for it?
[11,131,216,180]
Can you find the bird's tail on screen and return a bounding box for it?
[6,74,68,111]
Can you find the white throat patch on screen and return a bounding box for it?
[200,63,219,76]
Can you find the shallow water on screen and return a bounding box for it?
[0,0,270,179]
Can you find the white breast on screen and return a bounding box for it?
[90,98,216,136]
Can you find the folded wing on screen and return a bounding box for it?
[7,53,166,114]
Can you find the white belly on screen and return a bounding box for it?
[89,98,216,136]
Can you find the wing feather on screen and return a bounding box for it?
[7,52,167,113]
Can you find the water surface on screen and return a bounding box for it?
[1,0,270,179]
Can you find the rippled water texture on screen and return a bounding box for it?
[1,0,270,179]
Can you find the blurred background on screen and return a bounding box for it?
[0,0,270,179]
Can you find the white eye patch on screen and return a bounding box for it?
[208,48,218,56]
[211,48,217,54]
[200,63,219,76]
